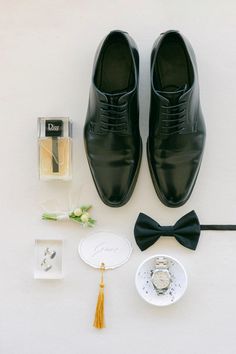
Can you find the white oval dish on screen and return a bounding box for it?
[79,231,132,269]
[135,254,188,306]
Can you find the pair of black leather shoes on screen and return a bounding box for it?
[84,30,206,208]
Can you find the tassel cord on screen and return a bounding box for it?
[93,263,105,329]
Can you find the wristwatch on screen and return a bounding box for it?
[151,257,171,294]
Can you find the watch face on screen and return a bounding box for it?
[151,270,171,291]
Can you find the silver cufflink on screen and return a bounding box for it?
[40,248,56,271]
[44,247,56,259]
[41,258,52,272]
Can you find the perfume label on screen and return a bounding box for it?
[45,120,63,137]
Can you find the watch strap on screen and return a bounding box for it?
[155,257,168,269]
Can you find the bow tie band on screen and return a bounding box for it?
[134,210,236,251]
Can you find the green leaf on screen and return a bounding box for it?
[69,215,82,223]
[80,205,92,212]
[88,218,96,224]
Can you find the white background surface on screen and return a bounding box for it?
[1,1,236,353]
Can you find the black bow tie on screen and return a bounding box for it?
[134,211,236,251]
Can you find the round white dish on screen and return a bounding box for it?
[135,254,188,306]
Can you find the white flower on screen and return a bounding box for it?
[81,212,89,223]
[73,208,82,217]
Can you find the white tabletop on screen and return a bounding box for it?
[1,1,236,353]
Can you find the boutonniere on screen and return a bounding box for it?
[42,205,96,227]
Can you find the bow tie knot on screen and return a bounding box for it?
[160,225,174,236]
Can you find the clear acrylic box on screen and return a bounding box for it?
[34,239,64,279]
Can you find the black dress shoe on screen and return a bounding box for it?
[148,30,206,207]
[84,30,142,207]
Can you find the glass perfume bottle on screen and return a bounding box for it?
[38,117,72,180]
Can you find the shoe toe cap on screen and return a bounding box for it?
[152,162,201,207]
[91,163,139,207]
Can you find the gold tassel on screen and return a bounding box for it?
[93,262,105,329]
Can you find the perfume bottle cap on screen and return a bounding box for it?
[38,117,72,138]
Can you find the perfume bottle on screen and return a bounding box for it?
[38,117,72,180]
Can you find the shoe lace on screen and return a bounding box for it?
[160,100,187,135]
[99,98,128,133]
